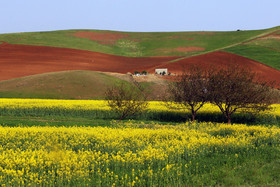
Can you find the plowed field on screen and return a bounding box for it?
[0,42,279,86]
[155,51,280,85]
[0,42,178,81]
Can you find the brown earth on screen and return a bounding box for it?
[0,42,279,87]
[69,31,129,41]
[152,51,280,87]
[0,42,178,81]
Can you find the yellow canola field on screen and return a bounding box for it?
[0,123,279,186]
[0,98,279,115]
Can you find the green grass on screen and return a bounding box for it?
[249,38,280,51]
[0,28,275,57]
[0,115,114,128]
[188,147,280,186]
[0,105,279,126]
[0,71,169,100]
[224,44,280,70]
[0,71,135,99]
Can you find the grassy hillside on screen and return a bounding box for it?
[0,71,136,99]
[223,26,280,70]
[224,45,280,70]
[0,27,277,57]
[0,71,165,100]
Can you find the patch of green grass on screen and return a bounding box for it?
[135,30,269,56]
[0,115,113,127]
[189,147,280,186]
[224,44,280,70]
[250,38,280,50]
[0,71,135,99]
[0,106,279,126]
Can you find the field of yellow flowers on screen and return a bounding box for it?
[0,99,279,186]
[0,98,279,115]
[0,122,279,186]
[0,99,279,121]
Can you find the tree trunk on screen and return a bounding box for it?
[191,108,196,121]
[191,113,196,121]
[227,115,231,124]
[119,115,125,120]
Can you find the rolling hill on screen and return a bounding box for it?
[0,26,279,99]
[223,29,280,70]
[0,70,167,100]
[0,26,279,58]
[0,71,136,99]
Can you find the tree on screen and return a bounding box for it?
[141,70,147,75]
[134,71,140,75]
[208,65,277,124]
[105,83,148,120]
[166,66,209,121]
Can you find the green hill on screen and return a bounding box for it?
[223,26,280,70]
[0,71,136,99]
[0,27,278,58]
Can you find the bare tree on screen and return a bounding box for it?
[166,66,209,121]
[208,65,277,124]
[105,83,148,120]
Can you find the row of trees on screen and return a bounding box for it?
[105,65,279,124]
[167,65,278,124]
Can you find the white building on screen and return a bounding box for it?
[155,68,168,75]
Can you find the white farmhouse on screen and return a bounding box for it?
[155,68,168,75]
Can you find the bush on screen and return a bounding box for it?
[105,83,148,120]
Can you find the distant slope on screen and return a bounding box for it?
[0,27,276,57]
[223,27,280,70]
[0,71,135,99]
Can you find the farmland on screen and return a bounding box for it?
[0,99,280,186]
[1,26,280,99]
[0,28,274,57]
[0,26,280,186]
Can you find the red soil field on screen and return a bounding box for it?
[154,51,280,86]
[0,42,178,81]
[0,42,279,87]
